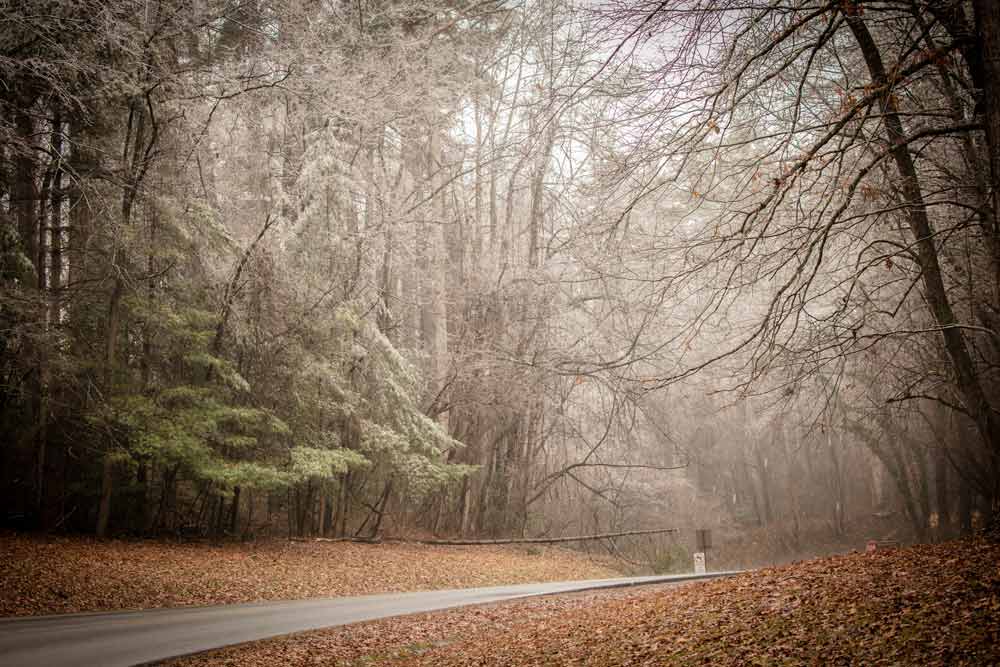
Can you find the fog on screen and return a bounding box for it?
[2,0,996,570]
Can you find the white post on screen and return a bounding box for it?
[693,551,706,574]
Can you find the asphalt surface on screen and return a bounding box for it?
[0,571,737,667]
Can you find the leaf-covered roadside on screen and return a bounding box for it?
[382,538,999,666]
[0,534,619,617]
[161,586,672,667]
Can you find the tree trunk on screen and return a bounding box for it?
[753,444,773,526]
[959,476,973,535]
[527,125,555,269]
[228,485,241,534]
[94,95,146,537]
[973,0,1000,507]
[828,427,846,537]
[213,493,225,537]
[336,472,351,537]
[96,277,124,537]
[14,109,43,519]
[135,462,149,533]
[369,479,393,539]
[973,0,1000,259]
[155,464,179,534]
[37,114,65,525]
[318,493,330,537]
[848,14,1000,478]
[244,490,255,540]
[459,475,472,536]
[14,110,39,284]
[96,456,114,538]
[934,441,951,539]
[67,117,94,310]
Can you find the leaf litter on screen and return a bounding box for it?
[171,537,998,666]
[0,533,620,617]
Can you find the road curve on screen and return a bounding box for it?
[0,571,737,667]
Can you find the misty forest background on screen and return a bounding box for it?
[3,0,1000,570]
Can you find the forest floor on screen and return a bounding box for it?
[0,533,621,617]
[163,537,1000,667]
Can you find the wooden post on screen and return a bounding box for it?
[694,529,712,573]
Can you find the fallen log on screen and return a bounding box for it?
[288,536,378,543]
[288,527,676,546]
[407,527,677,546]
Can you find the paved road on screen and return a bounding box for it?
[0,571,737,667]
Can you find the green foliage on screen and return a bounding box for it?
[1,249,37,286]
[101,288,472,504]
[330,304,472,498]
[2,0,496,540]
[91,283,295,493]
[199,461,290,491]
[289,446,369,481]
[95,386,288,490]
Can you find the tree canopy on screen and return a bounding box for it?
[2,0,997,556]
